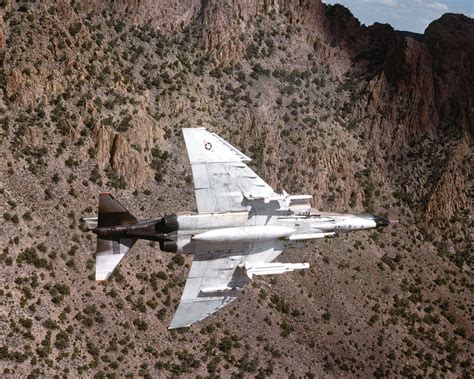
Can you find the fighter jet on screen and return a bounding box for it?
[83,128,391,329]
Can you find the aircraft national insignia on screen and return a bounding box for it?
[204,142,212,150]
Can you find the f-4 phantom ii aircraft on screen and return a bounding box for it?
[83,128,391,329]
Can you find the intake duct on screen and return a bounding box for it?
[155,214,179,234]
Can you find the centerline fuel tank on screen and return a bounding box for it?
[193,226,295,243]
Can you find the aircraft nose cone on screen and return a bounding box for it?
[373,215,390,227]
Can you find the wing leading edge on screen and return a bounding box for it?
[182,128,276,213]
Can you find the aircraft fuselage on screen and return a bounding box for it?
[93,207,389,254]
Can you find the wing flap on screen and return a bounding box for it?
[191,164,211,189]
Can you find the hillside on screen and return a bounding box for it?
[0,1,472,377]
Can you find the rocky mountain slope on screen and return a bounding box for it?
[0,1,472,377]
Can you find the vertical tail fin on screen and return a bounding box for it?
[98,193,137,227]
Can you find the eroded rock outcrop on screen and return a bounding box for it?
[92,124,114,168]
[92,124,154,189]
[110,133,153,189]
[125,114,165,153]
[423,137,473,225]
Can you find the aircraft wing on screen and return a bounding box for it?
[182,128,276,213]
[168,240,284,329]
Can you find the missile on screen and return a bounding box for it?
[289,232,335,240]
[193,226,295,243]
[244,262,309,279]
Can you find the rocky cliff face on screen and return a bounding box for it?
[0,1,472,377]
[357,14,473,229]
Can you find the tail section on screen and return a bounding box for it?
[98,192,137,227]
[95,193,138,281]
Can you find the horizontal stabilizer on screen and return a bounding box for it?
[96,237,136,281]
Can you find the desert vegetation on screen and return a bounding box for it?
[0,1,472,377]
